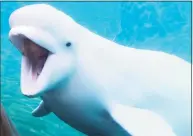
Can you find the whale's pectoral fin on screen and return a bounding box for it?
[110,103,176,136]
[32,101,51,117]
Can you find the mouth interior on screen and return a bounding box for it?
[19,37,50,80]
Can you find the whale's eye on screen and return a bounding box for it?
[66,42,71,47]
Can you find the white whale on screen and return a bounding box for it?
[8,4,191,136]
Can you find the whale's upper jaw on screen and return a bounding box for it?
[8,4,76,98]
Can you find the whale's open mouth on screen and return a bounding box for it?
[21,37,49,80]
[9,33,54,97]
[13,35,50,81]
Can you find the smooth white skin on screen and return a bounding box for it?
[9,4,191,136]
[111,103,177,136]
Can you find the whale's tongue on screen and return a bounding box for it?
[22,38,49,80]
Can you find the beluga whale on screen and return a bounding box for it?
[8,4,191,136]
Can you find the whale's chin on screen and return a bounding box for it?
[9,34,52,97]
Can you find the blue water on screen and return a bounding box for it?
[1,1,191,136]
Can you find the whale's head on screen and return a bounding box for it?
[9,4,78,97]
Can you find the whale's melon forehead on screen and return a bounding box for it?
[9,4,79,46]
[9,4,74,29]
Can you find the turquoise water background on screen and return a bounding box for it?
[1,1,191,136]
